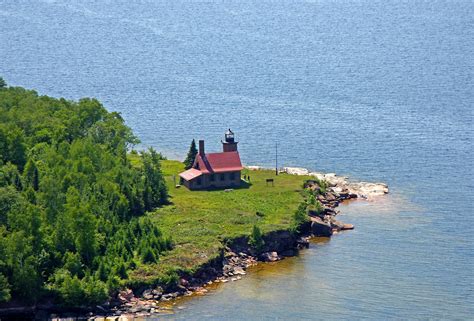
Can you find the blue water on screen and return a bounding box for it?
[1,0,473,319]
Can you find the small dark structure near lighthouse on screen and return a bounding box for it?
[179,129,243,190]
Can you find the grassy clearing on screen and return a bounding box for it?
[128,158,312,286]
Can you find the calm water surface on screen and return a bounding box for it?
[1,0,473,319]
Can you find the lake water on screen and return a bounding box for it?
[1,0,473,319]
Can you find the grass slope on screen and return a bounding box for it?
[128,158,312,286]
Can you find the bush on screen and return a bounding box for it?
[307,199,324,216]
[50,270,108,307]
[292,202,308,232]
[0,274,11,302]
[142,247,157,263]
[249,225,265,254]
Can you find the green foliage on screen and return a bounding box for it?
[319,180,328,194]
[136,161,313,282]
[142,247,157,263]
[49,270,108,307]
[23,159,39,191]
[0,273,11,302]
[142,148,168,210]
[315,200,324,214]
[0,77,6,88]
[308,193,316,205]
[307,193,324,215]
[0,125,27,170]
[292,202,309,232]
[249,225,265,254]
[0,86,172,306]
[183,139,197,170]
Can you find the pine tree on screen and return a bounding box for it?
[249,225,265,254]
[116,262,128,279]
[142,247,156,263]
[96,261,108,282]
[183,139,197,170]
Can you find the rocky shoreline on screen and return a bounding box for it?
[83,167,388,320]
[1,168,388,320]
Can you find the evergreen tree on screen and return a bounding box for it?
[0,85,172,307]
[142,247,157,263]
[7,130,26,170]
[249,225,265,254]
[96,261,108,282]
[115,261,128,279]
[183,139,197,170]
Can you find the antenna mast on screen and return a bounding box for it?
[275,142,278,176]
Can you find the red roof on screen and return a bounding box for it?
[179,168,203,181]
[194,151,243,174]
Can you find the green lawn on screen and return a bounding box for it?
[128,158,312,286]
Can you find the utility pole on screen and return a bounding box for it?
[275,142,278,176]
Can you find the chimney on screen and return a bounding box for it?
[199,140,205,155]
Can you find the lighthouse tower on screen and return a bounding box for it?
[222,129,238,152]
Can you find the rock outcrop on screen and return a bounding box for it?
[282,167,388,198]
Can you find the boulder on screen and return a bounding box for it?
[296,237,310,249]
[324,208,337,216]
[233,266,246,275]
[262,230,296,253]
[261,251,280,262]
[179,278,189,287]
[308,209,324,218]
[325,192,337,202]
[330,220,345,231]
[118,289,134,303]
[142,289,154,300]
[152,287,163,299]
[317,194,326,203]
[224,251,237,258]
[223,264,233,274]
[311,217,333,237]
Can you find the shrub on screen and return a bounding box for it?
[292,202,308,232]
[142,247,157,263]
[0,274,11,302]
[249,225,265,254]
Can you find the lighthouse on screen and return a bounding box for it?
[222,128,238,152]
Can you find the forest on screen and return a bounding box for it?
[0,79,171,307]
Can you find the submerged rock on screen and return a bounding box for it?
[260,251,280,262]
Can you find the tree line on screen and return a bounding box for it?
[0,79,171,306]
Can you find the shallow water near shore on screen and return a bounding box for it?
[1,0,473,319]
